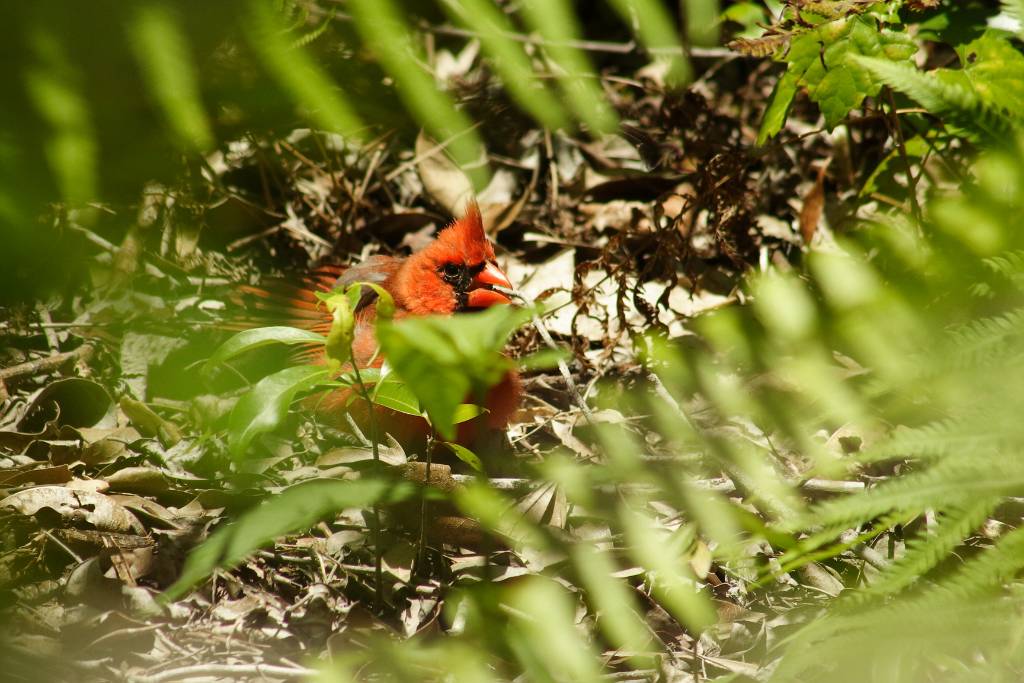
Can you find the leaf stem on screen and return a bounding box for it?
[884,87,923,227]
[349,354,384,611]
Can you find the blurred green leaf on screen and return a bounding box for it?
[129,2,213,150]
[24,27,96,205]
[606,0,691,86]
[570,543,659,670]
[163,477,405,601]
[348,0,488,188]
[619,504,716,631]
[519,0,618,134]
[245,0,363,138]
[440,0,568,129]
[504,577,604,682]
[684,0,721,47]
[517,347,570,371]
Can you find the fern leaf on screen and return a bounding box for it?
[789,458,1024,533]
[852,55,1018,139]
[1001,0,1024,40]
[856,501,997,600]
[290,8,334,50]
[928,523,1024,599]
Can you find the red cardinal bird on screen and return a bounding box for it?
[240,202,521,444]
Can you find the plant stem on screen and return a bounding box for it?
[414,433,434,578]
[349,356,384,612]
[884,88,923,227]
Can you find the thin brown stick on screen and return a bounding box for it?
[449,473,866,494]
[137,662,317,683]
[0,344,94,383]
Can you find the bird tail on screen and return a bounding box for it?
[226,264,342,335]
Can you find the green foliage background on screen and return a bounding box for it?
[5,0,1024,681]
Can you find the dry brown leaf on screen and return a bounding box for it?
[799,161,830,244]
[0,464,72,487]
[416,131,474,217]
[1,486,145,534]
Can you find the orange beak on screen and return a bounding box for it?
[466,262,513,308]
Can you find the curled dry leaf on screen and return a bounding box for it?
[416,131,474,217]
[0,486,145,534]
[799,161,830,244]
[17,378,116,433]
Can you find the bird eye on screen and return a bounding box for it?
[442,263,462,278]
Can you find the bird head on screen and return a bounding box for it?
[395,202,514,315]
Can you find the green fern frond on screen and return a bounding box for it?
[290,8,334,50]
[946,306,1024,366]
[1001,0,1024,40]
[860,419,1005,463]
[855,500,997,600]
[852,55,1018,139]
[790,458,1024,533]
[983,250,1024,291]
[928,523,1024,599]
[984,250,1024,277]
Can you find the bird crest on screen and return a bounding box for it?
[429,202,494,265]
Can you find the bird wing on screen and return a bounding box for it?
[331,255,402,314]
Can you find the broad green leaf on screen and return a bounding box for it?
[372,375,422,416]
[757,70,799,144]
[958,32,1024,118]
[764,16,916,134]
[205,326,325,372]
[129,2,213,150]
[452,403,485,424]
[375,323,468,438]
[375,306,532,439]
[442,441,482,472]
[162,477,405,600]
[228,364,328,458]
